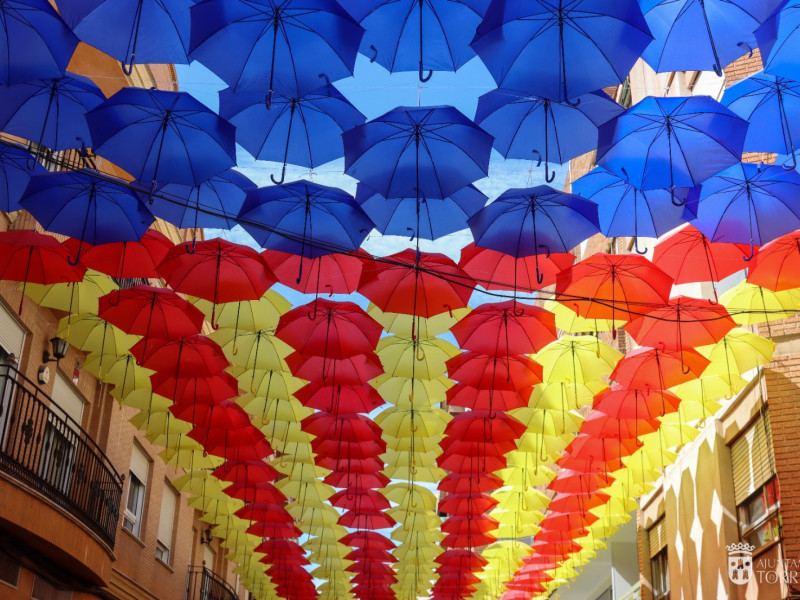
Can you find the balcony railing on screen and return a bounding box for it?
[186,564,238,600]
[0,366,124,547]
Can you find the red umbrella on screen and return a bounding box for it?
[157,371,239,404]
[441,532,497,549]
[170,398,250,428]
[192,426,272,460]
[224,481,285,504]
[262,248,367,294]
[439,493,498,516]
[302,412,383,443]
[213,459,279,484]
[458,242,575,293]
[63,229,173,278]
[324,471,389,489]
[439,472,503,494]
[530,540,583,555]
[100,285,205,339]
[255,539,305,556]
[312,438,386,460]
[276,299,383,359]
[437,451,507,474]
[446,353,543,391]
[317,455,384,474]
[747,231,800,291]
[450,301,557,355]
[157,238,276,322]
[611,347,709,389]
[351,573,397,585]
[548,491,610,514]
[560,434,639,469]
[0,230,86,312]
[295,381,385,414]
[441,515,499,536]
[345,548,397,563]
[580,411,660,440]
[285,351,383,385]
[440,437,519,458]
[447,383,531,412]
[340,531,395,550]
[235,503,294,523]
[593,385,682,420]
[247,522,302,538]
[358,249,475,318]
[444,411,526,442]
[548,470,615,494]
[653,224,752,296]
[556,253,674,324]
[624,296,736,352]
[339,509,396,530]
[436,550,488,570]
[132,335,229,377]
[260,553,310,567]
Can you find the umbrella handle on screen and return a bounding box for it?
[26,149,39,171]
[318,73,332,94]
[737,41,754,58]
[442,303,453,318]
[121,56,136,76]
[783,152,798,171]
[270,164,287,185]
[513,302,525,318]
[266,90,273,110]
[68,240,84,266]
[670,186,685,207]
[712,63,723,77]
[634,237,648,255]
[563,95,581,108]
[531,149,543,168]
[416,345,426,362]
[368,45,378,63]
[407,227,415,241]
[742,241,755,262]
[419,63,433,82]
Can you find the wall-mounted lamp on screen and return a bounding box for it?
[200,526,213,545]
[42,337,69,364]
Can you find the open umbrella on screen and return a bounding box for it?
[611,346,709,389]
[0,0,79,85]
[0,144,45,212]
[189,0,363,103]
[21,269,115,314]
[59,0,191,72]
[219,85,365,184]
[86,87,236,190]
[64,229,173,279]
[99,285,204,339]
[640,0,779,75]
[262,250,366,296]
[450,301,556,355]
[748,231,800,290]
[756,0,800,79]
[471,0,652,101]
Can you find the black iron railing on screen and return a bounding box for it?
[186,564,239,600]
[0,367,123,547]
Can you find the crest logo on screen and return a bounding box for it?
[727,542,756,585]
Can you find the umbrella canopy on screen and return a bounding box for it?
[0,0,79,85]
[189,0,363,100]
[22,269,116,314]
[86,87,236,187]
[132,335,229,377]
[99,285,205,339]
[640,0,779,75]
[756,0,800,79]
[262,250,366,295]
[64,229,173,279]
[611,346,710,389]
[0,144,45,212]
[535,336,622,384]
[593,386,681,420]
[748,231,800,290]
[471,0,652,101]
[450,301,556,355]
[720,281,800,325]
[239,180,373,258]
[343,105,493,200]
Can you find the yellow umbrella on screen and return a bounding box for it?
[371,374,452,407]
[375,405,451,438]
[192,291,290,331]
[21,270,117,314]
[720,281,800,324]
[209,328,292,371]
[698,327,775,376]
[238,393,313,425]
[83,352,153,390]
[162,447,223,470]
[367,303,470,337]
[57,313,138,355]
[376,335,460,380]
[528,380,605,411]
[510,406,584,435]
[384,463,445,482]
[383,435,442,453]
[129,408,184,434]
[190,494,244,515]
[382,448,441,469]
[276,440,316,463]
[393,544,442,562]
[543,300,624,333]
[534,335,622,384]
[382,482,438,511]
[589,496,638,518]
[671,371,747,404]
[515,432,571,459]
[289,502,340,527]
[496,463,556,487]
[230,366,306,398]
[176,476,230,499]
[622,445,678,471]
[123,390,172,413]
[675,397,723,422]
[273,458,330,480]
[492,488,549,512]
[493,521,540,539]
[259,419,311,444]
[388,509,443,532]
[483,540,532,561]
[277,479,335,502]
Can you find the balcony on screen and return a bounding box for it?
[186,564,239,600]
[0,366,124,548]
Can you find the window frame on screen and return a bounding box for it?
[737,476,781,551]
[122,471,146,537]
[650,546,670,600]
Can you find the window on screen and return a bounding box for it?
[38,375,84,494]
[123,444,149,537]
[156,485,177,563]
[738,478,781,550]
[0,553,20,587]
[648,518,669,600]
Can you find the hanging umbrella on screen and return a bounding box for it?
[86,88,236,189]
[344,105,492,200]
[596,96,748,205]
[572,167,690,252]
[63,229,173,279]
[534,336,622,384]
[162,374,240,407]
[611,346,709,389]
[189,0,363,103]
[697,328,775,377]
[57,313,137,354]
[369,304,468,339]
[373,374,452,408]
[376,336,460,380]
[0,144,45,212]
[132,335,229,377]
[476,90,623,182]
[59,0,190,72]
[209,328,292,372]
[219,85,365,184]
[295,382,384,414]
[447,353,543,392]
[99,285,205,339]
[556,253,674,323]
[748,231,800,290]
[286,351,383,386]
[756,0,800,79]
[262,249,366,297]
[152,168,255,231]
[624,296,736,352]
[355,183,487,241]
[239,180,373,260]
[470,0,652,101]
[640,0,779,75]
[21,170,154,262]
[451,301,556,356]
[0,0,79,85]
[358,250,475,319]
[690,162,800,260]
[468,185,600,283]
[459,243,575,293]
[593,386,682,421]
[719,281,800,326]
[22,269,116,314]
[191,291,289,332]
[542,299,624,333]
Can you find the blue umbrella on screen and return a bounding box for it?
[20,170,154,262]
[355,182,487,240]
[0,144,45,211]
[58,0,191,73]
[219,85,365,184]
[343,105,493,200]
[475,89,623,182]
[691,163,800,260]
[238,180,374,261]
[723,72,800,168]
[152,169,256,231]
[572,167,690,253]
[467,185,600,282]
[0,0,79,86]
[755,0,800,79]
[0,75,105,159]
[338,0,489,81]
[470,0,652,102]
[641,0,780,75]
[189,0,363,106]
[596,96,748,206]
[86,88,237,191]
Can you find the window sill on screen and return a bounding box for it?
[156,556,174,574]
[752,538,781,560]
[121,527,146,548]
